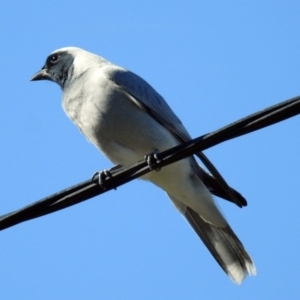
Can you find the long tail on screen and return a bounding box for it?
[168,195,256,284]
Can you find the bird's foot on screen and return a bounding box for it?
[144,150,162,171]
[92,164,121,190]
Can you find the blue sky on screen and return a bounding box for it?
[1,1,300,299]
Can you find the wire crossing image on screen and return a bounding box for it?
[1,94,299,230]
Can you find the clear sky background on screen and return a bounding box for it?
[1,1,300,299]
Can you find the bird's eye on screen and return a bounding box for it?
[49,54,59,64]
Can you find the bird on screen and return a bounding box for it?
[31,47,256,284]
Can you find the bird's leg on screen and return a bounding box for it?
[144,149,161,171]
[92,164,122,190]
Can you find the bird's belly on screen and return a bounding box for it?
[63,84,217,221]
[77,90,181,166]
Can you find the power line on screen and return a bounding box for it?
[1,95,300,231]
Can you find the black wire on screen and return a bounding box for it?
[1,95,300,231]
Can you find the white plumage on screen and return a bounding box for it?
[31,47,256,284]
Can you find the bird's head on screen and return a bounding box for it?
[31,47,82,89]
[31,47,108,89]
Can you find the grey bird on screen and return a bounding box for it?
[31,47,256,284]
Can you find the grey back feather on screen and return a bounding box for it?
[109,68,192,143]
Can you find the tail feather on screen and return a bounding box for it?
[184,206,256,284]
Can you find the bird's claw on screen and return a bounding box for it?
[92,164,122,190]
[144,150,162,171]
[92,170,114,190]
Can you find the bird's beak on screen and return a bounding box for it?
[31,67,51,81]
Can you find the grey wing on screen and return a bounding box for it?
[109,68,191,143]
[109,67,247,207]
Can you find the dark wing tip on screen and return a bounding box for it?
[201,171,247,207]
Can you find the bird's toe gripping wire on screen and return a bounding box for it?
[144,149,162,171]
[92,165,122,190]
